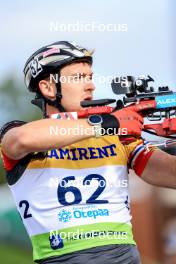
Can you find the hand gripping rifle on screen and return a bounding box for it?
[79,75,176,141]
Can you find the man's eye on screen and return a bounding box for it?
[73,74,83,80]
[71,75,79,80]
[72,74,93,81]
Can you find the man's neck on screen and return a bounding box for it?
[46,104,60,116]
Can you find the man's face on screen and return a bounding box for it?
[60,62,95,112]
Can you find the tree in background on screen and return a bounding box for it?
[0,76,41,184]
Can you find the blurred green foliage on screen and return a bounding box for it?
[0,76,41,184]
[0,244,34,264]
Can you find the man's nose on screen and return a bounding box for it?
[84,80,95,91]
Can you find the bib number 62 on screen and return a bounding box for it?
[57,174,108,206]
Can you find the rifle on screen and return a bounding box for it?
[79,75,176,142]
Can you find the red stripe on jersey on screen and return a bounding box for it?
[128,141,144,167]
[1,151,19,171]
[133,149,155,177]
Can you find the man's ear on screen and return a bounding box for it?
[38,80,56,99]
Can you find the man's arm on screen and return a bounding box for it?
[141,149,176,189]
[1,118,94,160]
[1,108,143,161]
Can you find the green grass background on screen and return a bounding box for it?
[0,244,34,264]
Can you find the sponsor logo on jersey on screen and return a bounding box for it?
[49,234,64,250]
[48,144,117,160]
[66,230,128,241]
[58,208,109,223]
